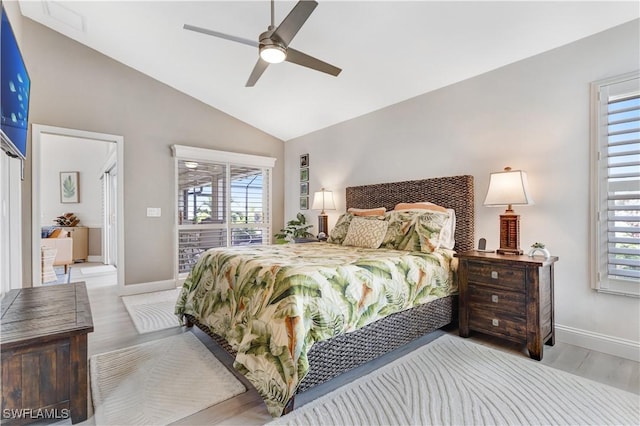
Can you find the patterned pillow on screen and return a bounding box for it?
[342,217,389,249]
[327,213,354,244]
[394,202,448,213]
[347,207,387,216]
[380,210,422,251]
[328,213,386,245]
[393,202,456,249]
[415,211,452,253]
[380,210,452,252]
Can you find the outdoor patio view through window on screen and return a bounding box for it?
[177,159,270,274]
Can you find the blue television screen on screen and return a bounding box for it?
[1,6,30,159]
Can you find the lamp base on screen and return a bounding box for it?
[496,248,523,255]
[498,213,522,256]
[317,214,328,240]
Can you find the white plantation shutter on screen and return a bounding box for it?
[173,145,275,276]
[591,72,640,296]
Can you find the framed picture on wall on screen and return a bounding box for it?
[300,154,309,168]
[300,167,309,182]
[60,171,79,203]
[300,196,308,210]
[300,181,309,196]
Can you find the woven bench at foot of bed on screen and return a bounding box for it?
[184,294,456,396]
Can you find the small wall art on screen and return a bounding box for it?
[300,181,309,196]
[60,171,79,203]
[299,153,310,209]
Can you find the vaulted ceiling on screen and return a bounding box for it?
[18,1,640,140]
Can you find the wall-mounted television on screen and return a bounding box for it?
[1,4,31,160]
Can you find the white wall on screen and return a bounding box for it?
[285,20,640,355]
[40,134,111,229]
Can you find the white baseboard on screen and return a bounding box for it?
[117,279,178,296]
[555,324,640,362]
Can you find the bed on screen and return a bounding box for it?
[175,174,474,417]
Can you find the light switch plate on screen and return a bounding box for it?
[147,207,161,217]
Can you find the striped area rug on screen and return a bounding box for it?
[90,332,246,425]
[270,334,639,426]
[122,288,182,334]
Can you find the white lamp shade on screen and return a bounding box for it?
[312,189,336,211]
[484,169,534,206]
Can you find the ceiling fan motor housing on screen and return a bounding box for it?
[259,30,287,63]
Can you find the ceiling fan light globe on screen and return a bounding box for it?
[260,45,286,63]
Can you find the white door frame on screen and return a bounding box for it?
[31,124,125,291]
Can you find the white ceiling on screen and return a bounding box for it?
[18,1,640,141]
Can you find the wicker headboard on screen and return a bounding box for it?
[345,175,475,252]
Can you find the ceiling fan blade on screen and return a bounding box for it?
[246,58,270,87]
[286,48,341,77]
[183,24,258,48]
[272,0,318,46]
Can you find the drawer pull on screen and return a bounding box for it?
[492,319,500,327]
[491,271,499,279]
[491,295,499,303]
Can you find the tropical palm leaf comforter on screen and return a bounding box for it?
[175,242,457,417]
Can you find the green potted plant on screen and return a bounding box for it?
[275,213,315,243]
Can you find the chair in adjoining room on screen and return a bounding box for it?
[41,231,73,274]
[41,247,57,283]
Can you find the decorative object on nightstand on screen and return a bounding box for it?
[312,188,335,241]
[456,251,558,361]
[483,167,534,255]
[528,242,551,259]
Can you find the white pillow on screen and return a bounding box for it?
[342,217,389,249]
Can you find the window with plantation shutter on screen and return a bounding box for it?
[172,145,275,277]
[591,72,640,297]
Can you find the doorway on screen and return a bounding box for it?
[101,159,118,266]
[31,125,124,290]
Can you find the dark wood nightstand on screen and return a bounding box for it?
[456,251,558,361]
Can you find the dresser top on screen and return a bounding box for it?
[456,250,559,267]
[1,282,93,349]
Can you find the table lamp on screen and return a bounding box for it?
[312,188,335,240]
[483,167,534,255]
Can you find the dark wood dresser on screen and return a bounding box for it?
[457,252,558,361]
[1,283,93,424]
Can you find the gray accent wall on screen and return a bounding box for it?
[7,5,284,286]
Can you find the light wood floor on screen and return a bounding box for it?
[74,280,639,425]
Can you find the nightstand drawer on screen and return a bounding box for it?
[469,307,526,340]
[467,262,525,291]
[469,286,525,316]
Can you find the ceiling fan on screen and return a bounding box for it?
[184,0,342,87]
